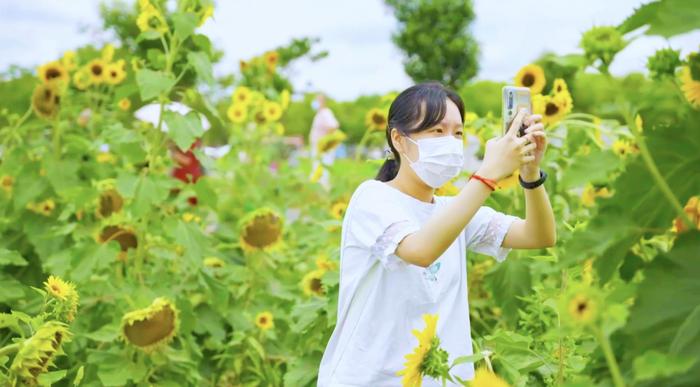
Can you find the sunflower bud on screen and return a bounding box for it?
[121,298,178,353]
[646,47,681,81]
[580,26,627,72]
[31,83,62,120]
[44,275,79,322]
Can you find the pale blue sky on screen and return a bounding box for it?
[0,0,698,100]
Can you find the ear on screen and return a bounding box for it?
[390,127,404,154]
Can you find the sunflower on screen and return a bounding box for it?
[611,139,637,157]
[31,83,61,120]
[255,311,274,330]
[118,97,131,111]
[239,59,250,72]
[121,298,178,353]
[264,51,279,70]
[227,104,247,124]
[1,175,14,194]
[263,100,283,122]
[27,198,56,216]
[397,314,445,387]
[72,69,92,90]
[97,189,124,218]
[581,184,613,207]
[238,208,284,253]
[514,64,546,94]
[9,321,72,385]
[203,256,226,268]
[44,275,74,301]
[99,225,138,253]
[552,78,569,95]
[182,212,201,223]
[552,89,573,115]
[43,275,79,322]
[231,87,252,108]
[317,130,347,154]
[330,200,348,220]
[136,4,168,34]
[680,66,700,109]
[302,269,326,297]
[315,253,337,271]
[435,179,459,196]
[86,59,107,84]
[470,368,510,387]
[105,60,127,85]
[61,50,77,71]
[37,61,69,86]
[673,196,700,233]
[365,108,388,131]
[559,285,601,326]
[532,94,566,126]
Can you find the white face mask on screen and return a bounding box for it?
[402,135,464,188]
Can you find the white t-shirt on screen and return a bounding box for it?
[317,179,519,386]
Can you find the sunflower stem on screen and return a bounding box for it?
[593,326,625,387]
[622,108,695,230]
[52,118,61,159]
[0,343,20,357]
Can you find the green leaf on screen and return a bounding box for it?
[633,350,697,382]
[559,148,619,190]
[73,365,84,386]
[131,174,170,217]
[0,249,27,266]
[187,51,214,85]
[485,258,532,326]
[172,12,197,41]
[618,0,700,38]
[37,370,67,386]
[193,177,217,207]
[163,110,204,151]
[283,356,320,387]
[135,69,175,101]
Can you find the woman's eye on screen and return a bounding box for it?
[434,128,443,133]
[456,132,463,137]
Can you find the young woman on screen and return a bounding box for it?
[317,82,556,386]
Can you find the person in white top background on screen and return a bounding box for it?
[317,82,556,386]
[309,93,340,191]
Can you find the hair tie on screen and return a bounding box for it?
[384,147,395,160]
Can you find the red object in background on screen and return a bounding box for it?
[171,138,203,205]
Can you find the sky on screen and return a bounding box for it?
[0,0,698,100]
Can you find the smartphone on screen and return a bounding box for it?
[502,86,531,137]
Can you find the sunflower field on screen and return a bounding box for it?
[1,0,700,386]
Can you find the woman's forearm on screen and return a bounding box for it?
[522,168,556,246]
[396,175,493,267]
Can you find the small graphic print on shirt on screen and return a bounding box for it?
[423,261,441,282]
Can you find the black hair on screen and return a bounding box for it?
[375,81,465,182]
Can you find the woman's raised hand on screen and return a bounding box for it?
[477,108,538,181]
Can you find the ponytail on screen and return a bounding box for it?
[375,158,400,182]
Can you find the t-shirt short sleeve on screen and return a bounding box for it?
[465,206,519,262]
[344,182,420,270]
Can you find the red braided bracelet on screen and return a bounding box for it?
[469,173,498,191]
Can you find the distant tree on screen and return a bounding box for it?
[384,0,479,89]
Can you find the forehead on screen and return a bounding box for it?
[440,99,462,127]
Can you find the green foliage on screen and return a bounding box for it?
[385,0,479,89]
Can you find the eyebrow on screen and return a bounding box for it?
[438,121,463,129]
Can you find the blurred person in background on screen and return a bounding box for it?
[308,93,339,190]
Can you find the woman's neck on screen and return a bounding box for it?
[386,166,435,204]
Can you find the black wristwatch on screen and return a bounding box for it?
[519,170,547,189]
